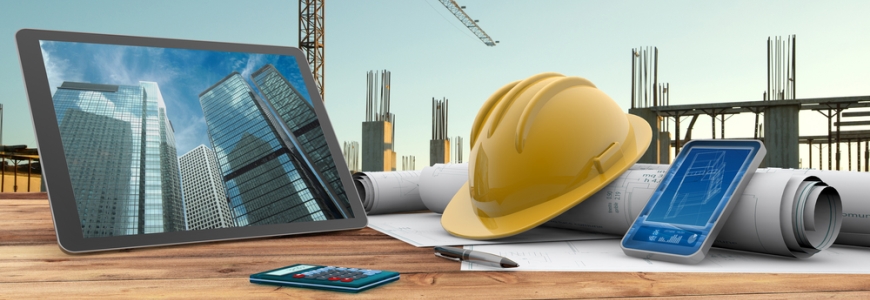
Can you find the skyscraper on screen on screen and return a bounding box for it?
[53,81,184,237]
[198,73,349,227]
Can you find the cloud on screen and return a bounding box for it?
[173,114,211,156]
[95,46,135,85]
[91,45,181,89]
[240,54,266,80]
[40,41,82,96]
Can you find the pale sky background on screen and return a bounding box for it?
[2,0,869,170]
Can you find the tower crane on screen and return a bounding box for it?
[297,0,498,103]
[437,0,498,46]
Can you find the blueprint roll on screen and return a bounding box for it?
[546,165,844,258]
[353,170,426,215]
[419,163,468,213]
[788,169,870,247]
[713,170,842,258]
[352,164,468,215]
[545,165,665,236]
[623,166,868,247]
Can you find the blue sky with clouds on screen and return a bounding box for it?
[3,0,870,170]
[39,40,309,156]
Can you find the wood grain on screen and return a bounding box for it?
[2,193,870,298]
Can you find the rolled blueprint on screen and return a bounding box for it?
[353,163,468,215]
[356,163,863,256]
[547,164,843,258]
[783,169,870,247]
[419,163,469,213]
[353,170,426,215]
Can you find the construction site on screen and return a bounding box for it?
[299,2,868,174]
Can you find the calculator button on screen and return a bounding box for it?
[348,268,359,271]
[315,276,328,280]
[292,274,305,278]
[341,278,354,282]
[328,277,340,281]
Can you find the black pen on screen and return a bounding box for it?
[434,246,519,268]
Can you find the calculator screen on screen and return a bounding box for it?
[266,264,316,276]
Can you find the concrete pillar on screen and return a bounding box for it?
[763,105,800,168]
[658,131,671,164]
[629,108,660,163]
[362,121,395,171]
[429,139,450,166]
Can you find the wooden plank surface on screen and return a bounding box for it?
[2,194,870,299]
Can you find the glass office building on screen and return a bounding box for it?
[251,64,353,215]
[53,81,185,237]
[199,73,348,226]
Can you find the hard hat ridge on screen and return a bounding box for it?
[516,76,596,153]
[484,72,562,141]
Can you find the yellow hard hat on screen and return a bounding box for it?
[441,72,652,239]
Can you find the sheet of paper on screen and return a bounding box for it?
[366,212,617,247]
[462,239,870,273]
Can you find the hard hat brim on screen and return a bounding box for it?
[441,114,652,240]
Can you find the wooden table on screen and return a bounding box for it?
[3,193,870,299]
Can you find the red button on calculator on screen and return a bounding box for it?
[328,277,340,281]
[292,274,305,278]
[341,278,353,282]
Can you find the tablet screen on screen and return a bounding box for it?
[38,40,355,238]
[643,147,751,227]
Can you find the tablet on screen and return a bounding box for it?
[16,29,367,253]
[621,140,765,264]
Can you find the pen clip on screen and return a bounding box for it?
[434,251,462,262]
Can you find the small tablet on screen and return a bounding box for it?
[621,140,765,264]
[16,29,367,252]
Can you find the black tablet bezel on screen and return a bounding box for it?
[15,29,367,253]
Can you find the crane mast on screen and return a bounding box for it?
[299,0,325,101]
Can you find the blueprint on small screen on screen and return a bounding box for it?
[645,147,751,227]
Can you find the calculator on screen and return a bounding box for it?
[249,264,400,293]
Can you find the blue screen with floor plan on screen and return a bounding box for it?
[645,147,751,227]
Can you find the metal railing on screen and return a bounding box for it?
[1,145,40,193]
